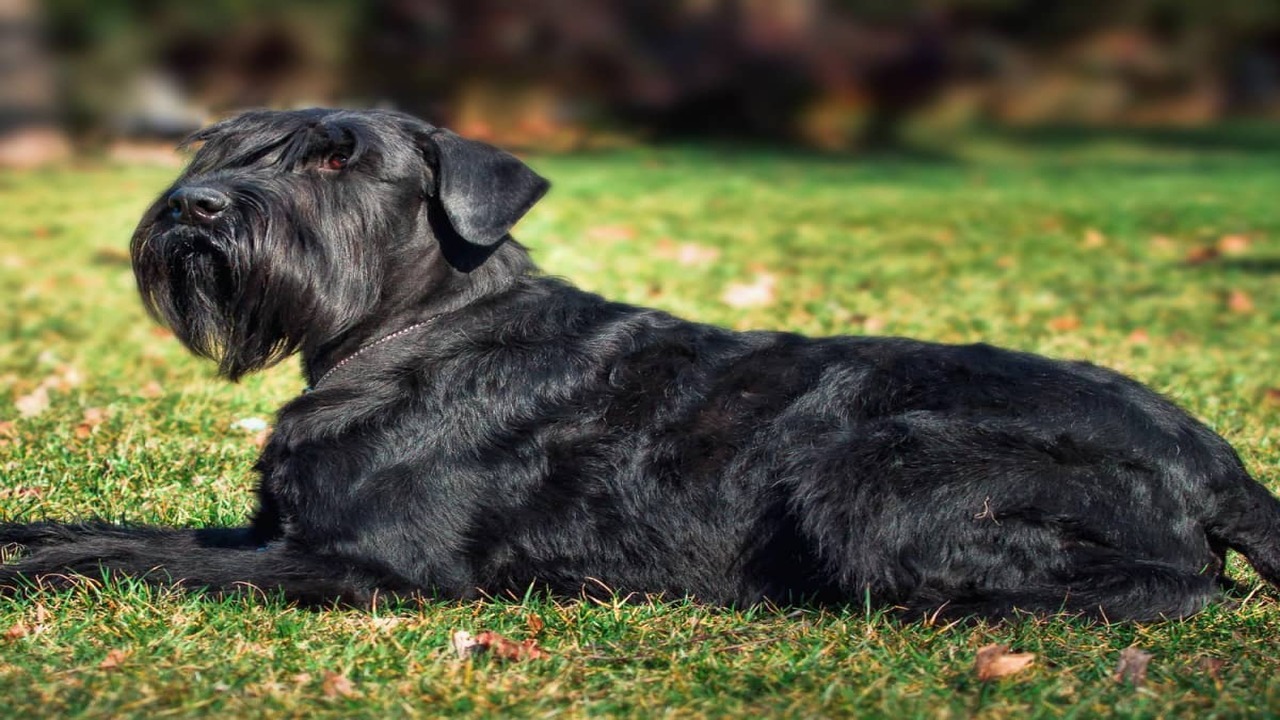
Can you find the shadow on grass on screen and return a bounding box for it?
[996,123,1280,155]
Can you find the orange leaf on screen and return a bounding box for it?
[1217,234,1251,255]
[1263,388,1280,408]
[1048,315,1081,332]
[1184,245,1220,265]
[475,630,550,661]
[99,648,129,670]
[1227,290,1254,314]
[4,622,30,640]
[1083,228,1106,248]
[526,613,545,635]
[975,644,1035,681]
[587,225,636,242]
[322,671,357,698]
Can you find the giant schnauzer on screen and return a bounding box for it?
[2,108,1278,621]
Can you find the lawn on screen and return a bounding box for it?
[1,127,1279,717]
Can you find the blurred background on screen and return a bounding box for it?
[2,0,1280,165]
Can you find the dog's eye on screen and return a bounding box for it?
[323,153,349,171]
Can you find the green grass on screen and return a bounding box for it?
[2,127,1279,717]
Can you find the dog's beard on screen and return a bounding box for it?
[131,186,383,380]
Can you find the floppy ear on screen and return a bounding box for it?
[424,129,550,248]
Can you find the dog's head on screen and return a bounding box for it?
[130,108,548,380]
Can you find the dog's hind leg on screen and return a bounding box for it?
[0,527,391,607]
[1204,469,1280,590]
[900,559,1219,623]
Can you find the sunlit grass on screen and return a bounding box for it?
[2,128,1278,717]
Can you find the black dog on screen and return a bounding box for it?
[3,108,1278,621]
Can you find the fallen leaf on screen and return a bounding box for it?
[321,671,357,698]
[1114,647,1153,687]
[587,225,636,242]
[452,630,482,659]
[655,240,720,267]
[1083,228,1106,248]
[1127,328,1150,344]
[1196,656,1226,679]
[291,672,313,686]
[1264,388,1280,408]
[74,407,108,439]
[138,381,164,398]
[0,421,15,438]
[99,648,128,670]
[526,613,546,635]
[1227,290,1254,314]
[4,622,30,640]
[15,386,50,418]
[0,486,44,500]
[1217,234,1251,255]
[862,316,887,334]
[975,644,1035,681]
[722,272,777,309]
[1184,245,1220,265]
[476,630,550,661]
[453,629,550,661]
[1048,315,1081,332]
[232,417,270,433]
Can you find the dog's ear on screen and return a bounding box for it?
[422,129,549,248]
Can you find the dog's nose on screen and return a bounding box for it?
[168,186,231,225]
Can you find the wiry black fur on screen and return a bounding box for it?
[4,108,1279,622]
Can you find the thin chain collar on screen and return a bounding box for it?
[307,317,443,392]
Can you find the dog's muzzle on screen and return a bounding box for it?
[168,186,231,226]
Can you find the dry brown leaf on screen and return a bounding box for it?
[655,241,720,267]
[1083,228,1106,248]
[975,644,1035,681]
[862,316,887,334]
[138,381,164,399]
[1184,245,1220,265]
[587,225,636,242]
[1263,388,1280,408]
[1114,647,1153,687]
[4,622,30,640]
[1048,315,1081,332]
[453,629,550,661]
[1217,234,1251,255]
[99,648,128,670]
[722,272,778,309]
[74,407,109,439]
[0,421,15,438]
[475,630,550,661]
[291,672,314,686]
[15,386,50,418]
[526,613,546,635]
[1227,290,1255,314]
[1127,328,1150,344]
[321,671,357,698]
[1196,656,1226,679]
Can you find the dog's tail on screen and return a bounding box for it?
[1205,462,1280,589]
[0,522,385,607]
